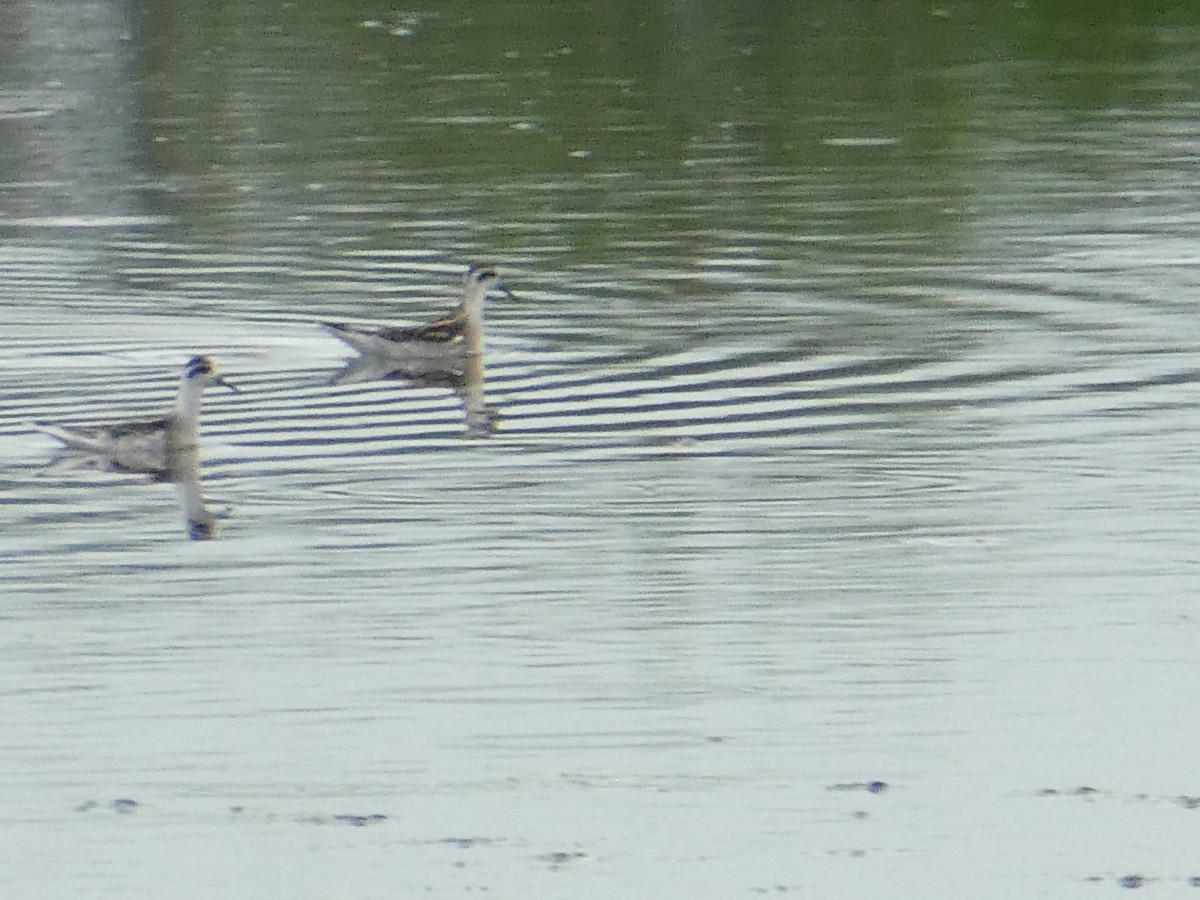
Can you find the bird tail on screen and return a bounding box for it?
[320,322,379,356]
[31,422,108,453]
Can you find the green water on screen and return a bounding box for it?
[4,2,1200,896]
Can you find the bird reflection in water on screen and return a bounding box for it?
[327,346,497,436]
[168,446,222,541]
[38,444,225,540]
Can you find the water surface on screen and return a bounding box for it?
[3,1,1200,896]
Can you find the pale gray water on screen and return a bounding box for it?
[4,1,1200,897]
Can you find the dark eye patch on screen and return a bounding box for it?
[186,356,214,377]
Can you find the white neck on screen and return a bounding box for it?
[460,280,490,354]
[174,373,207,422]
[460,280,488,327]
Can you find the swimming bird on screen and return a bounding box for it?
[34,355,238,477]
[321,265,515,365]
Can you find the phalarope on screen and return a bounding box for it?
[321,265,515,364]
[34,355,238,477]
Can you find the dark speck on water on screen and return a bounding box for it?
[827,780,889,794]
[441,837,490,849]
[1037,786,1099,798]
[76,799,140,813]
[331,814,387,827]
[541,851,588,869]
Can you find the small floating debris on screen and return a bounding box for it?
[826,780,889,794]
[541,850,588,869]
[332,814,387,827]
[1118,874,1148,889]
[1036,786,1099,798]
[1176,795,1200,810]
[298,813,387,826]
[440,837,493,849]
[75,798,140,813]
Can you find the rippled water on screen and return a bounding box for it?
[4,1,1200,896]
